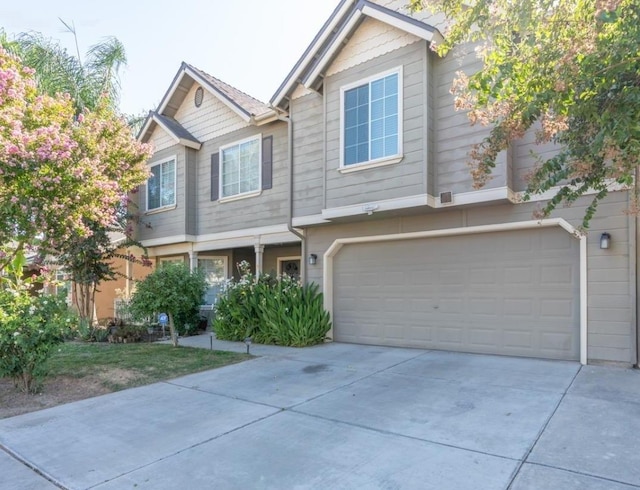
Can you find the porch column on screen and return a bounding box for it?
[188,251,198,272]
[254,244,264,277]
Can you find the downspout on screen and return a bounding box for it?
[633,167,640,369]
[277,104,307,283]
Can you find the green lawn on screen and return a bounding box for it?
[45,341,252,391]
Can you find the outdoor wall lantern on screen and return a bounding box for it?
[244,336,252,355]
[308,253,318,266]
[600,232,611,250]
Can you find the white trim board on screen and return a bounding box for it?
[323,218,587,365]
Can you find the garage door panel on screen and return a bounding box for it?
[333,228,580,360]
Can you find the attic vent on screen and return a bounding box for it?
[194,86,204,107]
[440,191,453,204]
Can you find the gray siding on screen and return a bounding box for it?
[138,144,188,242]
[427,45,435,197]
[512,125,563,192]
[196,122,289,235]
[291,94,325,218]
[433,44,509,195]
[324,42,428,209]
[306,191,635,364]
[264,245,302,276]
[185,147,197,236]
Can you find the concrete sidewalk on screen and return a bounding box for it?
[1,338,639,489]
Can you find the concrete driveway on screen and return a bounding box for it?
[1,339,639,489]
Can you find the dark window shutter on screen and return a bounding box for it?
[262,136,273,190]
[211,153,220,201]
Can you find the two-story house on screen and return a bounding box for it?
[137,64,303,304]
[138,0,637,366]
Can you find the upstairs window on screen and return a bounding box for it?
[147,157,176,211]
[341,68,402,167]
[221,135,261,199]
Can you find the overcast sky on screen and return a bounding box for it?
[2,0,339,115]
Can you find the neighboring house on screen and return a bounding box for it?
[137,0,638,366]
[136,63,302,306]
[72,233,152,321]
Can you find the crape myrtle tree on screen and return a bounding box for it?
[410,0,640,227]
[0,47,151,292]
[1,28,153,324]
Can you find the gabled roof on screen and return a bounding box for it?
[138,112,202,149]
[184,64,275,122]
[271,0,443,110]
[137,62,279,144]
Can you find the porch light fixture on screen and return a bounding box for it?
[308,253,318,266]
[244,336,252,355]
[600,232,611,250]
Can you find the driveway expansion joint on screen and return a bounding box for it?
[0,443,68,490]
[288,408,519,462]
[506,365,583,490]
[521,461,640,489]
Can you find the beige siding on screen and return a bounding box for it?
[291,84,315,101]
[173,83,251,142]
[196,122,290,234]
[327,17,421,77]
[291,93,325,217]
[138,144,187,242]
[324,42,428,209]
[306,191,635,364]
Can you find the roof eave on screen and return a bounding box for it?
[137,112,155,142]
[270,0,356,109]
[152,114,202,150]
[303,3,442,90]
[178,138,202,150]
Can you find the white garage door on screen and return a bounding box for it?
[332,227,580,360]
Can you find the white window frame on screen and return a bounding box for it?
[159,256,185,266]
[219,134,262,203]
[146,155,177,212]
[339,66,403,173]
[197,255,228,305]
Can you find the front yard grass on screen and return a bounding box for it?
[0,341,251,419]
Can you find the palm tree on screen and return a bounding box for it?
[5,20,126,113]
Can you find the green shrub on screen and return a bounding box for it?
[129,263,207,347]
[213,262,331,347]
[0,253,76,392]
[254,282,331,347]
[173,307,202,336]
[74,317,109,342]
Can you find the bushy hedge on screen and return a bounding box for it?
[213,264,331,347]
[0,253,75,393]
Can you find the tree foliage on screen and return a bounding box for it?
[0,47,151,269]
[411,0,640,227]
[7,24,126,114]
[129,264,208,347]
